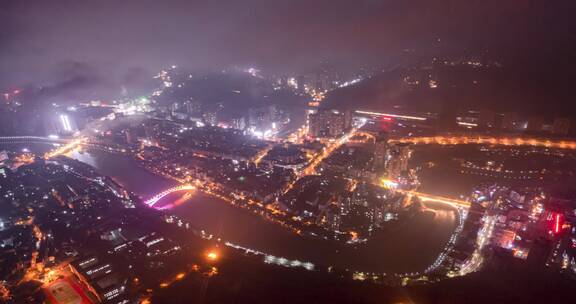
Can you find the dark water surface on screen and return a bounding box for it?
[1,143,458,273]
[69,150,458,273]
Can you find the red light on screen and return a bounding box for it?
[554,213,562,234]
[379,116,393,132]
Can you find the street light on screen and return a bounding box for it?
[205,249,219,262]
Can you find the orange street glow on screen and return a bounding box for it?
[206,250,219,261]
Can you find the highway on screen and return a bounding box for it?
[390,135,576,149]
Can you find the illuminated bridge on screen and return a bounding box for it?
[0,136,73,145]
[0,136,86,159]
[144,184,195,208]
[0,136,127,159]
[390,136,576,149]
[44,138,88,159]
[399,190,471,209]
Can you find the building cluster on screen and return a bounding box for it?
[134,124,295,203]
[308,109,353,138]
[119,115,417,241]
[440,184,576,279]
[279,176,404,240]
[176,127,269,161]
[145,67,298,140]
[320,144,374,180]
[267,63,367,95]
[323,134,412,182]
[69,255,128,303]
[458,145,576,182]
[455,110,574,136]
[260,144,309,169]
[0,153,196,303]
[165,98,289,139]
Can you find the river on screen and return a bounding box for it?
[1,143,458,274]
[69,150,457,274]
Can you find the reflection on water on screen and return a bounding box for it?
[423,205,457,222]
[0,144,459,273]
[0,142,461,274]
[69,150,177,198]
[164,191,458,273]
[63,150,457,273]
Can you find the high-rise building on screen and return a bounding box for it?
[202,111,217,126]
[437,100,458,131]
[307,109,346,138]
[45,112,78,136]
[326,110,345,137]
[308,112,322,137]
[185,99,202,116]
[552,118,571,136]
[500,112,521,131]
[314,75,329,92]
[296,75,306,93]
[170,101,181,112]
[324,205,342,232]
[478,110,496,129]
[368,203,387,228]
[386,143,411,178]
[248,107,273,130]
[268,104,281,122]
[372,131,388,171]
[527,116,544,133]
[0,110,14,135]
[344,110,353,131]
[231,116,246,130]
[125,128,138,145]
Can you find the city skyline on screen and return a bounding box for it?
[2,1,576,303]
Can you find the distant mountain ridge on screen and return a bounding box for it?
[322,64,576,119]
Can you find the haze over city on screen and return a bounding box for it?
[1,1,576,303]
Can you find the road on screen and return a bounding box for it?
[281,125,363,194]
[396,189,471,208]
[301,125,362,176]
[44,137,87,159]
[391,135,576,149]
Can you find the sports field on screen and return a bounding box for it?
[43,277,96,304]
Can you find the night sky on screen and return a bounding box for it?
[1,0,575,92]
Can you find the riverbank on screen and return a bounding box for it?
[0,143,460,275]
